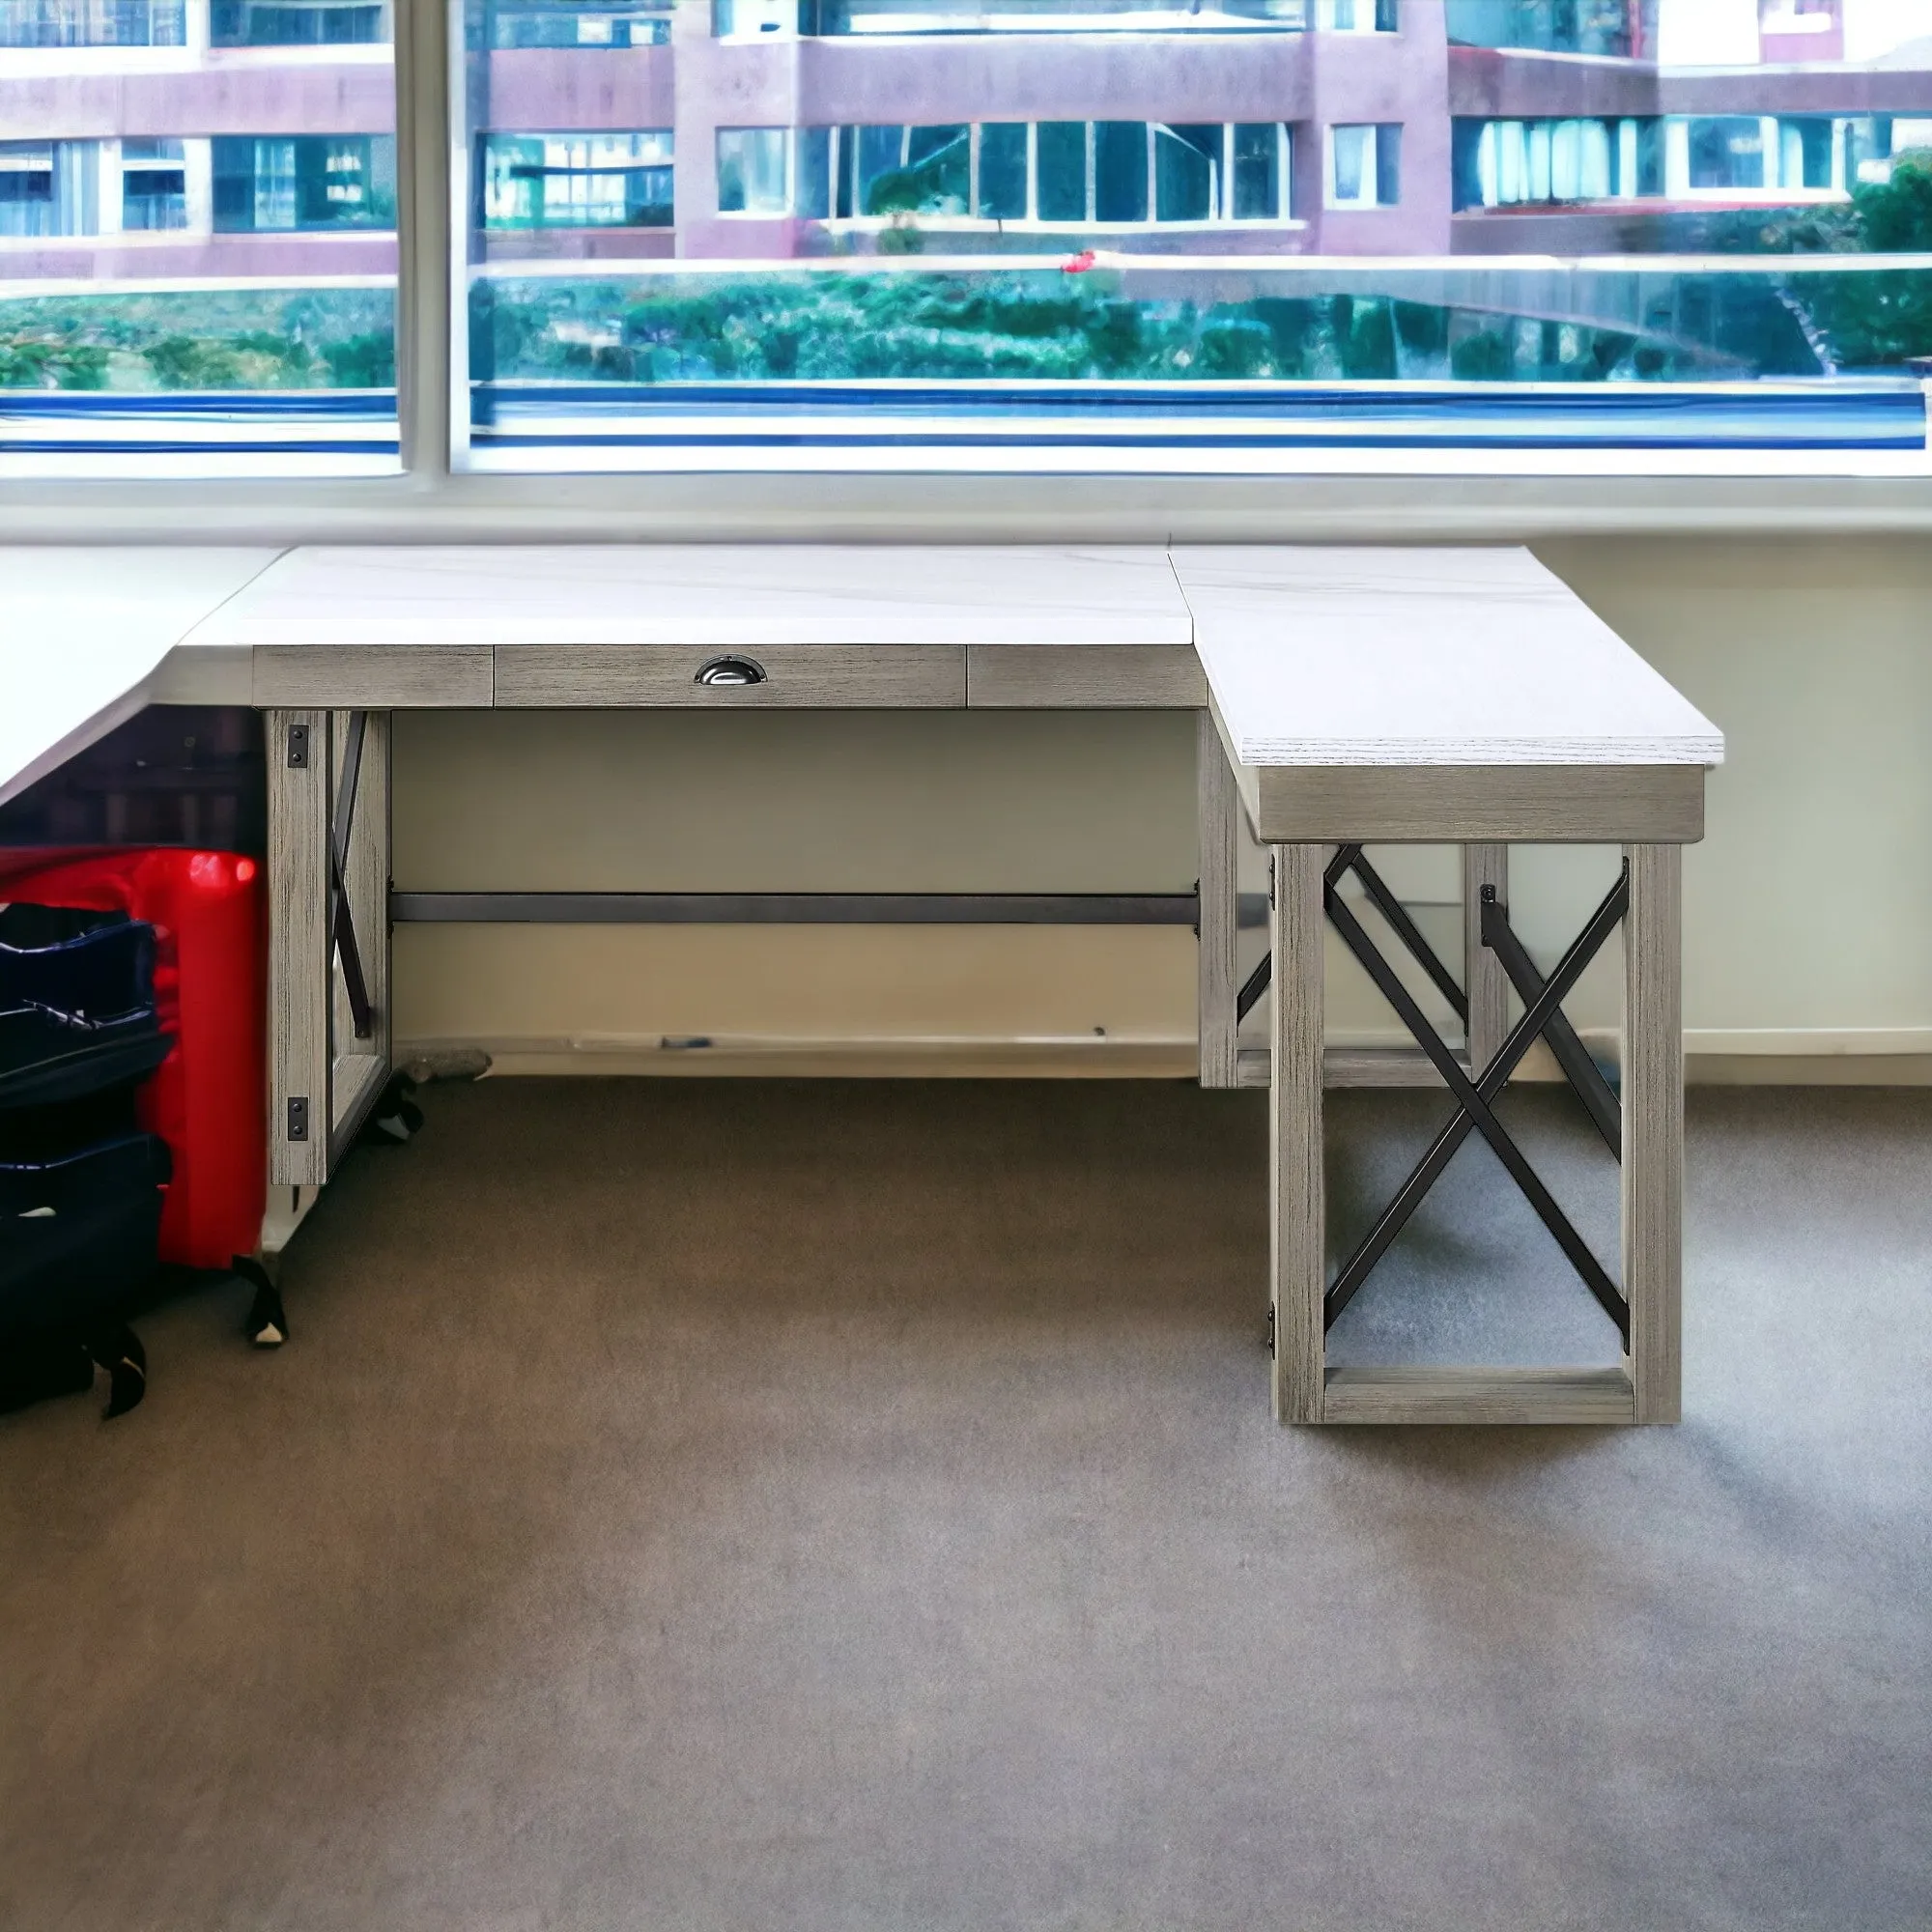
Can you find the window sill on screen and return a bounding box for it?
[6,465,1932,543]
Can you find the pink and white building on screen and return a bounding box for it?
[2,0,1930,287]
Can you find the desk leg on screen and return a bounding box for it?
[1196,710,1240,1090]
[268,707,330,1190]
[1271,843,1326,1425]
[1623,842,1683,1425]
[1463,843,1510,1076]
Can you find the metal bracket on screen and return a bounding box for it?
[327,710,374,1042]
[1236,845,1464,1029]
[285,722,310,769]
[286,1095,310,1142]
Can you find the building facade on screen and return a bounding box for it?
[2,0,1930,287]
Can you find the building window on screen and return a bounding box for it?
[0,0,185,46]
[0,142,57,238]
[1318,0,1397,29]
[1454,118,1662,209]
[0,138,100,236]
[794,121,1294,228]
[481,133,673,230]
[1094,122,1149,223]
[977,124,1029,220]
[1037,123,1087,222]
[212,135,396,231]
[716,0,1317,33]
[121,138,188,231]
[1446,0,1636,57]
[210,0,389,43]
[1328,123,1401,208]
[716,128,790,214]
[713,0,794,34]
[1689,117,1768,192]
[481,3,671,47]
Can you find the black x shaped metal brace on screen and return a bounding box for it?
[1234,846,1631,1344]
[329,709,375,1042]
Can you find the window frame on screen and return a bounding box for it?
[3,0,1932,535]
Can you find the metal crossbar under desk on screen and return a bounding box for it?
[1179,545,1725,1428]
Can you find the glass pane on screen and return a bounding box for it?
[1232,124,1281,219]
[1154,125,1218,223]
[1,0,397,473]
[1093,122,1148,223]
[717,127,788,213]
[1036,122,1087,221]
[1332,125,1369,204]
[455,0,1932,469]
[978,124,1028,219]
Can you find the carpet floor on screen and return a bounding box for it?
[2,1078,1928,1932]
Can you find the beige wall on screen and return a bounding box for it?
[391,538,1932,1078]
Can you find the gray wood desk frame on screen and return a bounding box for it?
[221,547,1716,1431]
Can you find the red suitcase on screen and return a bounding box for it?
[0,848,267,1270]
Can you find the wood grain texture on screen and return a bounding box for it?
[252,646,492,709]
[267,708,330,1188]
[492,645,966,709]
[1196,712,1240,1090]
[1463,843,1510,1076]
[1176,545,1725,769]
[1270,844,1326,1427]
[1237,1046,1470,1089]
[329,1052,388,1156]
[1321,1368,1637,1426]
[967,645,1206,709]
[1245,764,1705,845]
[1624,842,1684,1426]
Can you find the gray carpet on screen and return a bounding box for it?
[2,1079,1928,1932]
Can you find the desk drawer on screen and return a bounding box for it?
[492,645,965,709]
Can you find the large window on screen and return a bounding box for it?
[452,0,1932,469]
[7,0,1932,477]
[0,0,397,473]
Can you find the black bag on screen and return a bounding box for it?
[0,907,172,1113]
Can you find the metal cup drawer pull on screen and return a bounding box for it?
[695,655,767,688]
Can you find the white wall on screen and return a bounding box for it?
[390,537,1932,1079]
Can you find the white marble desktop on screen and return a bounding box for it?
[1175,546,1726,768]
[184,546,1194,649]
[0,548,276,810]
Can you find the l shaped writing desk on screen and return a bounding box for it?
[1,544,1723,1426]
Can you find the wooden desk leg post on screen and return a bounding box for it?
[1624,843,1684,1425]
[1463,843,1510,1075]
[1271,843,1326,1425]
[268,708,330,1191]
[1196,710,1240,1090]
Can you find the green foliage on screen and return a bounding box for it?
[1339,298,1398,379]
[321,331,396,388]
[1852,151,1932,253]
[0,288,393,392]
[472,264,1884,388]
[0,337,108,388]
[1450,329,1514,382]
[145,334,243,387]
